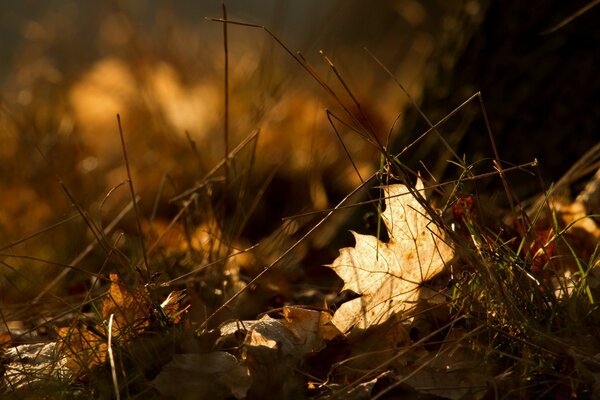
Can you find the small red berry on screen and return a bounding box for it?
[452,194,475,224]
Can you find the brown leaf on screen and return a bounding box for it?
[2,342,72,390]
[216,306,342,398]
[0,332,12,348]
[56,274,186,376]
[55,324,107,375]
[101,274,151,338]
[281,306,341,353]
[329,179,453,332]
[241,306,341,361]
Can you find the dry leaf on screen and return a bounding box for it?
[101,273,151,338]
[281,306,341,352]
[0,331,12,348]
[55,324,107,375]
[56,274,187,376]
[56,273,144,376]
[2,342,72,390]
[329,179,453,332]
[241,306,341,361]
[218,306,342,398]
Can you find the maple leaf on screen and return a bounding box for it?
[329,179,453,332]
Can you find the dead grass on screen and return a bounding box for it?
[1,2,600,399]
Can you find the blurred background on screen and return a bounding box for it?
[0,0,597,321]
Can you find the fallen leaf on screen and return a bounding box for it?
[235,306,341,398]
[56,274,187,376]
[281,306,341,353]
[329,179,453,332]
[0,331,12,348]
[55,324,107,375]
[101,274,151,338]
[2,342,72,390]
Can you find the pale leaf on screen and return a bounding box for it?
[329,179,453,332]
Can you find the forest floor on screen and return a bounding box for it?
[1,3,600,399]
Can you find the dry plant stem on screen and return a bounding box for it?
[283,161,537,220]
[541,0,600,34]
[184,130,201,162]
[397,92,480,158]
[232,164,280,243]
[326,110,369,181]
[117,114,150,282]
[363,47,461,164]
[0,214,80,251]
[0,254,104,282]
[58,176,112,260]
[107,314,120,400]
[528,142,600,215]
[324,316,475,399]
[32,198,138,304]
[371,326,485,400]
[200,170,381,330]
[144,194,197,260]
[319,51,383,151]
[4,291,108,344]
[100,181,129,210]
[170,129,260,202]
[386,111,404,151]
[150,173,167,223]
[158,244,259,287]
[298,48,381,150]
[229,130,260,234]
[325,108,386,225]
[209,18,386,157]
[325,108,380,153]
[296,51,369,136]
[218,7,260,277]
[222,1,230,192]
[477,94,522,231]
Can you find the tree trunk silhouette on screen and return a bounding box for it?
[397,0,599,198]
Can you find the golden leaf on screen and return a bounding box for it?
[56,274,187,376]
[101,273,151,338]
[55,324,107,375]
[329,179,453,332]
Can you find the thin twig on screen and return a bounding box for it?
[117,115,150,281]
[222,1,230,190]
[159,243,259,287]
[170,129,260,202]
[0,214,80,251]
[541,0,600,34]
[200,169,380,330]
[282,161,537,220]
